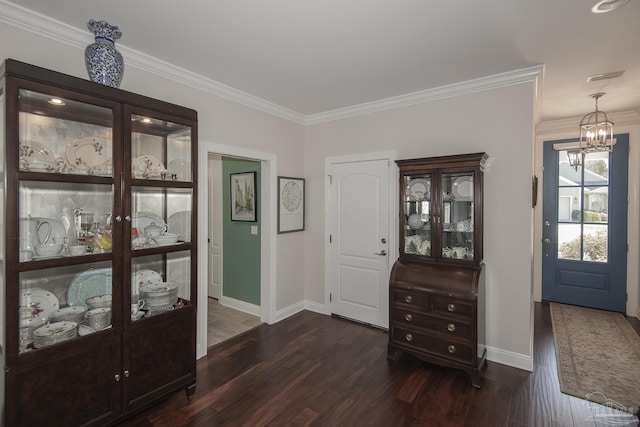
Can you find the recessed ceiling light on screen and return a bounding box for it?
[141,117,152,124]
[591,0,630,13]
[587,70,625,82]
[48,97,65,106]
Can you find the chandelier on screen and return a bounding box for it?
[568,92,614,170]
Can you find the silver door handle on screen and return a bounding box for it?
[374,250,387,256]
[543,238,552,244]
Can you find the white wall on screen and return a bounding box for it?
[305,84,538,369]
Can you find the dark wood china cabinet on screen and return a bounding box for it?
[388,152,487,387]
[0,59,197,426]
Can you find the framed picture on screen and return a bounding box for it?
[278,176,305,233]
[231,172,257,222]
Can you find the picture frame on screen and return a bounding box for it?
[230,172,257,222]
[278,176,305,233]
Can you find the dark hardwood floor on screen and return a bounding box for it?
[122,302,640,426]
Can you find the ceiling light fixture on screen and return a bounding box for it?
[591,0,630,13]
[569,92,614,170]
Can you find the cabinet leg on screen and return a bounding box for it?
[186,383,196,401]
[387,345,402,363]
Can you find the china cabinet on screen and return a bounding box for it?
[388,153,487,387]
[0,59,198,426]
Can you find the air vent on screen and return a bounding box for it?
[587,71,625,82]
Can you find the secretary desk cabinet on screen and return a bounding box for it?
[388,153,487,387]
[0,59,198,426]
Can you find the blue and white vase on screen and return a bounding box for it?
[84,20,124,88]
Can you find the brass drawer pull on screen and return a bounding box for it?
[447,303,456,312]
[405,314,413,322]
[405,334,413,342]
[447,323,456,332]
[448,345,456,353]
[405,295,413,303]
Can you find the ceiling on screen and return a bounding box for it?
[6,0,640,122]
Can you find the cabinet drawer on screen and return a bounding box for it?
[430,296,473,319]
[391,311,473,340]
[391,326,474,364]
[391,289,428,310]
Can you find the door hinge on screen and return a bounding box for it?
[329,293,332,302]
[329,234,332,243]
[328,174,332,184]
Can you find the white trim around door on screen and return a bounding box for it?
[197,141,277,359]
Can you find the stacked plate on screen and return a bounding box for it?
[85,308,112,330]
[51,306,87,324]
[139,282,178,309]
[33,321,78,348]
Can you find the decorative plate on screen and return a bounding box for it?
[408,178,430,201]
[451,176,473,200]
[133,269,163,296]
[65,137,112,173]
[67,267,112,307]
[168,210,191,242]
[19,289,60,327]
[19,141,56,163]
[132,212,166,236]
[133,155,166,179]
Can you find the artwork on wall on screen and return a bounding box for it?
[230,172,256,222]
[278,176,305,233]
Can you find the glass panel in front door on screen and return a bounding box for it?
[557,150,609,263]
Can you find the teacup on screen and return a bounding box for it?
[452,247,468,258]
[131,300,145,316]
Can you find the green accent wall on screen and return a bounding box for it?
[222,158,261,305]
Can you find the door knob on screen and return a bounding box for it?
[374,250,387,256]
[381,238,387,244]
[544,238,552,244]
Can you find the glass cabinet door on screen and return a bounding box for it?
[441,172,475,260]
[128,112,194,322]
[15,89,118,355]
[402,173,432,257]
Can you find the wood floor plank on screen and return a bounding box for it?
[121,305,640,427]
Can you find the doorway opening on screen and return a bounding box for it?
[196,142,276,359]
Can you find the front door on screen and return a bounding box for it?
[328,158,391,328]
[542,134,628,312]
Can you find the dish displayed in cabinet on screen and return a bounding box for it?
[133,155,166,179]
[407,178,430,201]
[168,159,190,181]
[451,176,473,200]
[19,289,60,327]
[66,267,112,307]
[32,321,78,348]
[133,269,163,295]
[132,212,166,234]
[168,210,191,242]
[65,136,112,175]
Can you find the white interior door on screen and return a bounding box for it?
[208,155,222,299]
[328,158,391,328]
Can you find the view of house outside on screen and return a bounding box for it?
[557,150,609,263]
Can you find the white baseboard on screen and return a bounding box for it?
[273,300,329,323]
[486,345,533,372]
[220,296,261,317]
[304,300,329,315]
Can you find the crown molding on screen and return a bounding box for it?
[305,64,544,125]
[537,110,640,133]
[0,1,545,127]
[0,0,307,125]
